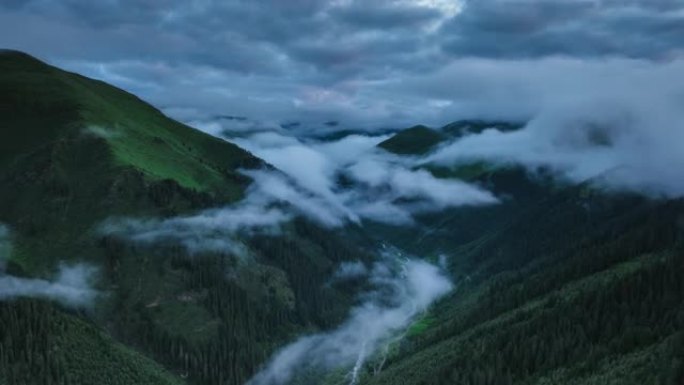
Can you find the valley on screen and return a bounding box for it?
[0,50,682,385]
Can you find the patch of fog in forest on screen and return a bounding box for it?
[245,249,452,385]
[0,223,97,308]
[99,131,497,256]
[0,223,10,271]
[0,264,98,308]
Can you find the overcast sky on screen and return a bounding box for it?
[1,0,684,129]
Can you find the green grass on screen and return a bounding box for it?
[0,50,260,274]
[0,49,258,193]
[406,316,435,337]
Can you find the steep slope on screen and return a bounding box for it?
[0,51,373,385]
[361,190,684,385]
[0,300,184,385]
[355,125,684,385]
[0,50,257,194]
[377,125,446,155]
[0,50,260,274]
[377,120,522,158]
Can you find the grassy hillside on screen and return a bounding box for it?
[0,50,257,194]
[378,120,523,158]
[0,51,375,385]
[0,50,261,275]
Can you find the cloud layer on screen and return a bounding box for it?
[2,0,683,128]
[424,58,684,197]
[103,130,498,255]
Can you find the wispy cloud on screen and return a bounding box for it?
[0,264,98,308]
[232,131,498,226]
[246,255,453,385]
[100,192,292,256]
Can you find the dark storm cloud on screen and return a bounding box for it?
[0,2,288,73]
[441,0,684,60]
[0,0,683,129]
[0,0,452,87]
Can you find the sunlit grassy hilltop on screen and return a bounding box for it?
[0,50,261,273]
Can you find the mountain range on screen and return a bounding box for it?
[0,51,682,385]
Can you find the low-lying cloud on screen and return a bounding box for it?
[246,256,453,385]
[332,261,369,281]
[103,129,498,255]
[0,264,98,308]
[231,130,498,226]
[100,193,292,256]
[424,63,684,197]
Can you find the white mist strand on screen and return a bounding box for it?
[349,341,367,385]
[245,258,452,385]
[0,264,97,307]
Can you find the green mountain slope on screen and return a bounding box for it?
[378,125,446,155]
[355,124,684,385]
[0,50,257,194]
[0,50,261,274]
[0,51,374,385]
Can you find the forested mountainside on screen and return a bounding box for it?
[0,51,375,385]
[351,126,684,385]
[0,51,682,385]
